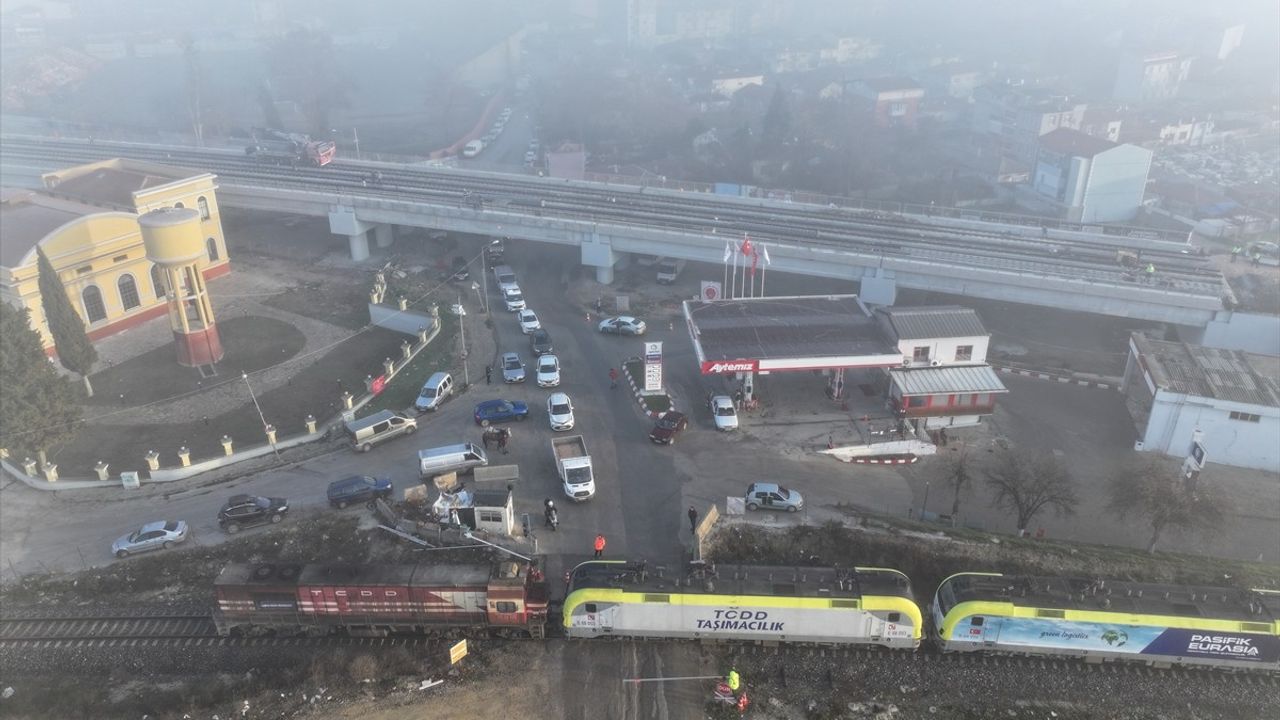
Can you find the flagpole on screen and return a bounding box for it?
[730,247,738,299]
[722,244,729,299]
[761,245,767,297]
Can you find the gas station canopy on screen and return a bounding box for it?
[683,295,903,374]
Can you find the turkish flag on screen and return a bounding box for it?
[740,235,753,256]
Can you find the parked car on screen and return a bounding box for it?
[598,316,647,336]
[536,354,561,387]
[485,239,506,262]
[745,483,804,513]
[218,494,289,534]
[450,256,470,281]
[414,372,454,412]
[648,411,689,445]
[112,520,188,558]
[474,399,529,426]
[517,309,541,334]
[501,352,526,383]
[327,475,393,509]
[503,288,526,311]
[710,395,739,431]
[524,150,537,165]
[530,329,553,355]
[547,392,575,431]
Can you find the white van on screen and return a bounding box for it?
[414,372,454,413]
[418,443,489,478]
[656,258,686,284]
[493,265,518,293]
[462,140,484,158]
[345,410,418,453]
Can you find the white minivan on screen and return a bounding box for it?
[414,372,454,413]
[462,140,484,158]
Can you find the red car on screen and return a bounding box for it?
[649,411,689,445]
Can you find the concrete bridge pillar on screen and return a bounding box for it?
[580,229,618,285]
[329,206,374,262]
[860,267,897,306]
[347,232,370,261]
[374,223,394,249]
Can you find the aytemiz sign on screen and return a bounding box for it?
[701,359,758,374]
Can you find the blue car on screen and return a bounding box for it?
[474,399,529,426]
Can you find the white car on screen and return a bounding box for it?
[598,316,647,336]
[518,309,541,334]
[504,288,526,311]
[710,395,738,431]
[536,354,561,387]
[547,392,575,431]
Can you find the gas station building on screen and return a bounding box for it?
[683,295,1008,429]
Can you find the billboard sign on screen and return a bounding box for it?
[700,281,722,301]
[701,359,758,375]
[644,342,663,392]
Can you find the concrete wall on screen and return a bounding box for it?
[1188,311,1280,356]
[1140,391,1280,472]
[1081,144,1152,223]
[896,334,990,366]
[368,304,436,336]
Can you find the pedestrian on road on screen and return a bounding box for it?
[544,499,556,528]
[733,388,744,409]
[593,534,606,558]
[498,428,510,454]
[609,368,619,389]
[485,365,492,384]
[688,506,698,534]
[1252,253,1262,268]
[482,431,492,450]
[1231,245,1241,263]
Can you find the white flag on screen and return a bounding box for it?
[722,242,732,264]
[761,244,771,266]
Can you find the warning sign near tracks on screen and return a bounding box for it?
[449,639,468,664]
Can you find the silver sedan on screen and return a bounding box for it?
[112,520,189,558]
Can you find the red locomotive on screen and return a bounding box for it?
[214,561,548,638]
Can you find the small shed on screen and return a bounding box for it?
[467,487,514,536]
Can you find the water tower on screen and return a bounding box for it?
[140,207,224,366]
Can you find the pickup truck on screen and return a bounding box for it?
[552,435,595,501]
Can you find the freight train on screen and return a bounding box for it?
[213,559,1280,672]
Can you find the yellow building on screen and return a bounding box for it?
[0,158,230,352]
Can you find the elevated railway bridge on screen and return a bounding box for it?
[0,135,1232,326]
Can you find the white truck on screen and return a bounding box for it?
[656,258,686,284]
[552,435,596,501]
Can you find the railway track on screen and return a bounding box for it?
[0,136,1227,296]
[2,610,1274,687]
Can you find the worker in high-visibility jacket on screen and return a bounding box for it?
[727,668,740,693]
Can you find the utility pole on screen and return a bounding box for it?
[457,297,469,387]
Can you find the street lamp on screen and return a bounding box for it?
[242,371,279,458]
[454,298,469,388]
[331,127,360,160]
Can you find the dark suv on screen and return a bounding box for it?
[530,329,553,355]
[327,475,393,509]
[217,494,289,534]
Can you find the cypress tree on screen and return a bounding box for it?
[0,302,83,463]
[37,248,98,396]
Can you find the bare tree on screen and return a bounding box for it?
[938,442,976,519]
[984,448,1079,534]
[1107,456,1230,554]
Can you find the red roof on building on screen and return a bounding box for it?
[1038,128,1117,158]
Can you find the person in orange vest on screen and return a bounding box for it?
[593,534,606,558]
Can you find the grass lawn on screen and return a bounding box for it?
[86,315,306,406]
[51,327,415,475]
[361,312,460,416]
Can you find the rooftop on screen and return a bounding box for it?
[41,158,204,210]
[0,188,104,268]
[1132,333,1280,407]
[875,305,988,339]
[1038,128,1118,159]
[941,573,1280,623]
[568,560,915,601]
[853,76,922,93]
[214,562,500,588]
[685,295,898,364]
[890,366,1009,396]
